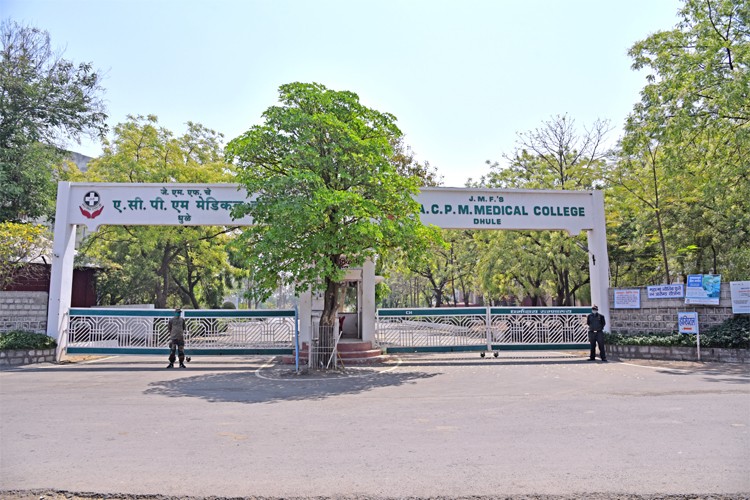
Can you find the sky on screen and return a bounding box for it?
[5,0,682,187]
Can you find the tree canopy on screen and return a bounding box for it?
[0,20,107,222]
[79,115,237,308]
[226,82,438,326]
[608,0,749,283]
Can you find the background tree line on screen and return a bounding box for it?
[2,0,747,310]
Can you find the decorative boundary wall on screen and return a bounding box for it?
[609,345,748,364]
[0,348,56,366]
[608,283,734,334]
[0,291,48,333]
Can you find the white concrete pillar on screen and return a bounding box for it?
[587,190,611,331]
[47,182,77,359]
[362,257,376,343]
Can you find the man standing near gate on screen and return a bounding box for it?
[167,308,187,369]
[587,305,607,362]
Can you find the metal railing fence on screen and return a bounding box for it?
[376,307,590,351]
[67,308,296,353]
[64,306,590,355]
[308,322,341,370]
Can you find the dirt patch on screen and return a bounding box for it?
[56,354,108,364]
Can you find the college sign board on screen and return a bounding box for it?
[67,183,600,236]
[416,187,597,235]
[48,183,611,354]
[67,183,254,230]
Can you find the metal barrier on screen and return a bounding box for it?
[65,306,589,356]
[308,322,341,370]
[67,308,296,355]
[376,307,590,352]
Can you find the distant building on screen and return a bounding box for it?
[67,151,93,172]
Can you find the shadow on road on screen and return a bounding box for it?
[0,358,272,373]
[382,353,591,368]
[143,368,438,404]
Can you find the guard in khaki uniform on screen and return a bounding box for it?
[167,308,187,368]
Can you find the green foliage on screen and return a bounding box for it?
[78,115,237,308]
[227,82,439,326]
[382,229,483,308]
[221,301,236,309]
[609,0,750,284]
[0,330,57,350]
[0,222,49,288]
[607,315,750,349]
[476,115,605,305]
[0,20,107,222]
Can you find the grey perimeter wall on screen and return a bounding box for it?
[0,291,48,334]
[608,283,735,334]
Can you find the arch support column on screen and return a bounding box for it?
[587,190,611,331]
[362,257,376,343]
[47,182,76,360]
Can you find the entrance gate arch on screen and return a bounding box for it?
[47,183,610,359]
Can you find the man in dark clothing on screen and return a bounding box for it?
[167,308,187,369]
[587,305,607,362]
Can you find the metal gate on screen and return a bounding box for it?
[376,307,590,352]
[66,308,297,355]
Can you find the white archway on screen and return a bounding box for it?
[48,182,610,358]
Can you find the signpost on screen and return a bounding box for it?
[730,281,750,314]
[647,284,684,299]
[685,274,721,305]
[678,311,700,361]
[613,289,640,309]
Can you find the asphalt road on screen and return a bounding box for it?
[1,351,748,499]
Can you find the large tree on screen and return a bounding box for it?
[610,0,750,282]
[226,82,437,329]
[0,20,107,222]
[79,115,236,308]
[480,114,608,305]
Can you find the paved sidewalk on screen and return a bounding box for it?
[1,351,748,499]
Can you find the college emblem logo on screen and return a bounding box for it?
[79,191,104,219]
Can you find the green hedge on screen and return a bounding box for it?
[0,330,57,350]
[606,316,750,349]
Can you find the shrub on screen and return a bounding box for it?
[0,330,58,350]
[221,301,237,309]
[607,315,750,349]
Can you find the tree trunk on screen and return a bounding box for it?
[320,276,342,327]
[650,151,671,284]
[655,208,671,284]
[155,244,172,308]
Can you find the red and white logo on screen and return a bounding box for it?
[79,191,104,219]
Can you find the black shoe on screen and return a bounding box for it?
[166,363,174,369]
[587,358,596,361]
[602,359,608,363]
[179,363,187,368]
